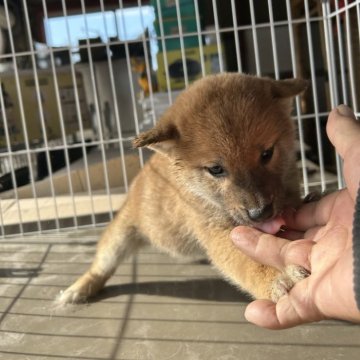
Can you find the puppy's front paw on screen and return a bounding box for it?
[55,286,88,306]
[271,265,309,302]
[54,271,105,306]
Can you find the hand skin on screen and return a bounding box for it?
[231,105,360,329]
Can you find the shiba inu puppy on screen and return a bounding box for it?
[57,73,308,305]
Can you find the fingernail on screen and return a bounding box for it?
[336,104,356,119]
[230,227,243,244]
[230,227,259,252]
[230,227,252,246]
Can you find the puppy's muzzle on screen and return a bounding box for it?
[246,202,274,222]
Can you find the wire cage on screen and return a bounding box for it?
[0,0,359,237]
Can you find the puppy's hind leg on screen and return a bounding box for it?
[56,218,143,305]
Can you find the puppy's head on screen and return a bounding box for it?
[134,73,307,226]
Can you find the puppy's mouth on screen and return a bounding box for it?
[230,212,286,235]
[251,215,286,234]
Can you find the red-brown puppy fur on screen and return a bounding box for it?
[57,73,308,305]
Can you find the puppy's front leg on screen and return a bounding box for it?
[56,212,143,305]
[199,227,307,301]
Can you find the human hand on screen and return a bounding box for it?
[230,105,360,329]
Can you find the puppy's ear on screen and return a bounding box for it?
[133,122,179,156]
[270,78,308,113]
[271,78,308,98]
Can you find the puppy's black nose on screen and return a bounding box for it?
[247,203,273,222]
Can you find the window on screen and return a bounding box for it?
[44,6,157,68]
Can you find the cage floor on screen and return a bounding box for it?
[0,228,359,360]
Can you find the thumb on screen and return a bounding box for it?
[326,105,360,199]
[326,105,360,159]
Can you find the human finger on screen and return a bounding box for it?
[326,105,360,200]
[277,228,304,240]
[230,226,313,271]
[327,105,358,158]
[244,285,325,329]
[282,191,341,231]
[244,299,303,329]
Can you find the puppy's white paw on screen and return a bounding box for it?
[55,287,88,307]
[271,265,309,302]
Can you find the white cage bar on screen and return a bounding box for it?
[0,0,359,237]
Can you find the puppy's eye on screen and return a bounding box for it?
[207,165,226,177]
[260,146,274,165]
